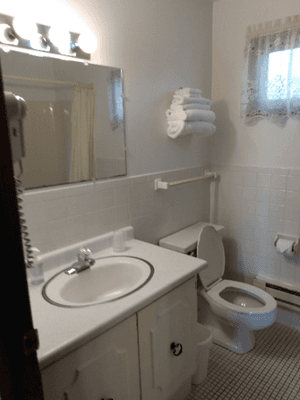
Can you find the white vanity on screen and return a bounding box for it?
[29,227,207,400]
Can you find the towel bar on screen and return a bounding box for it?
[154,171,217,190]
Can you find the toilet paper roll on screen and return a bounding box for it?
[275,238,294,256]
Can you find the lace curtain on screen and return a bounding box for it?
[241,15,300,125]
[107,70,124,130]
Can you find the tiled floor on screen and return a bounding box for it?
[186,322,300,400]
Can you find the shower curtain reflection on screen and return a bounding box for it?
[70,83,96,182]
[3,73,98,188]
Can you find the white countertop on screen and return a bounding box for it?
[29,232,207,370]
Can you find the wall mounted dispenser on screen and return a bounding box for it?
[273,234,300,256]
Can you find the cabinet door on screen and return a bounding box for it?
[41,315,140,400]
[138,278,197,400]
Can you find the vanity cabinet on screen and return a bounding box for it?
[41,277,197,400]
[138,277,197,400]
[41,315,140,400]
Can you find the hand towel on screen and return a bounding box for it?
[167,120,216,139]
[172,95,212,106]
[166,109,216,124]
[175,88,202,96]
[170,103,211,111]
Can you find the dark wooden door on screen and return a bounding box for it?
[0,58,44,399]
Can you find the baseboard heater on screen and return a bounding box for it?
[253,276,300,311]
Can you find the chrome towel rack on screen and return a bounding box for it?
[154,171,217,190]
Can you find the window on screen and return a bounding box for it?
[266,47,300,100]
[241,15,300,125]
[107,70,124,130]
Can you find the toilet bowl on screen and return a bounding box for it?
[197,225,277,354]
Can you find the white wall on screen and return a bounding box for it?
[1,0,213,177]
[0,1,214,252]
[211,0,300,168]
[211,0,300,288]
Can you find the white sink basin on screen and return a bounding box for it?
[42,256,154,307]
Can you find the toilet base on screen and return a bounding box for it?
[211,324,255,354]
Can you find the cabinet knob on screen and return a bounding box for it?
[170,342,183,356]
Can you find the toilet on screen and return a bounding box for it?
[159,222,277,354]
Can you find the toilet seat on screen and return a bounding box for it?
[207,280,277,315]
[197,224,277,329]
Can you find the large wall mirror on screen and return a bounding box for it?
[0,49,127,190]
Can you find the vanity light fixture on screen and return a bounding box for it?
[69,31,98,56]
[0,13,97,61]
[0,23,18,45]
[30,33,50,52]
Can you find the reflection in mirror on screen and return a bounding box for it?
[1,49,126,189]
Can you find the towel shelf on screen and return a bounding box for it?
[154,171,217,190]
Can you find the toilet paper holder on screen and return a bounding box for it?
[273,233,300,256]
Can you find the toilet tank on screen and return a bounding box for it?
[159,222,224,255]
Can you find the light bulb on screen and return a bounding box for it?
[49,26,70,54]
[13,16,37,40]
[78,31,97,54]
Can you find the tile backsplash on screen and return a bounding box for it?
[21,162,300,288]
[212,164,300,288]
[23,165,211,254]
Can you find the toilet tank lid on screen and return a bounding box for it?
[158,222,224,254]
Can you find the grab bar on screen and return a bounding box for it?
[154,171,217,190]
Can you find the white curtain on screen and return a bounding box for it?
[241,15,300,125]
[70,83,96,182]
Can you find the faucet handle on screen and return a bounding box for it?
[77,247,92,261]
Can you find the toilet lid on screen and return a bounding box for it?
[197,225,225,289]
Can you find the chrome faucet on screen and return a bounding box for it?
[65,247,96,275]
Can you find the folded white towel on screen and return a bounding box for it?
[166,109,216,124]
[170,103,211,111]
[175,88,202,96]
[167,120,216,139]
[172,95,212,106]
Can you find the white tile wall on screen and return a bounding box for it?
[22,166,211,254]
[212,164,300,287]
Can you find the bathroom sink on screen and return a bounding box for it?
[42,256,154,308]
